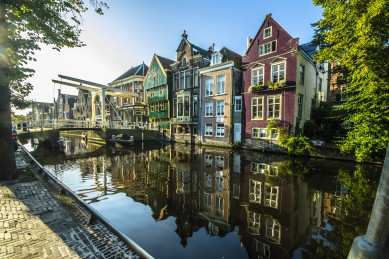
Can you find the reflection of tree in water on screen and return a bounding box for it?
[302,165,380,258]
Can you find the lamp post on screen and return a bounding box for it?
[348,144,389,258]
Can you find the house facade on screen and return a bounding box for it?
[29,102,54,121]
[144,54,174,138]
[242,14,325,150]
[108,63,149,124]
[54,89,77,120]
[199,47,242,146]
[73,89,92,121]
[171,31,211,143]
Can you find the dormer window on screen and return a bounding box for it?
[211,53,222,65]
[182,58,187,66]
[264,27,272,39]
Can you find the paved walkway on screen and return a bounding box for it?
[0,150,139,258]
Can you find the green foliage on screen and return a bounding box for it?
[280,134,311,156]
[312,0,389,161]
[1,0,108,108]
[304,102,345,141]
[12,114,28,122]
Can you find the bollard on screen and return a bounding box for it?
[348,144,389,258]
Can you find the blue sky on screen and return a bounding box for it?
[23,0,322,109]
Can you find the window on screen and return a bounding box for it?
[215,171,223,192]
[215,196,224,217]
[259,40,277,56]
[193,95,198,116]
[159,89,163,96]
[252,68,264,86]
[193,126,198,135]
[249,179,261,203]
[153,71,156,82]
[252,128,260,138]
[252,128,278,139]
[184,96,190,116]
[205,124,213,136]
[174,73,179,90]
[205,78,213,96]
[193,68,198,87]
[267,96,281,119]
[266,219,281,243]
[215,156,224,169]
[272,63,285,83]
[216,101,225,116]
[264,27,272,38]
[150,104,154,112]
[204,192,211,211]
[160,101,164,110]
[212,53,221,65]
[297,94,303,119]
[173,98,177,117]
[251,97,263,120]
[180,72,184,90]
[248,211,260,231]
[318,78,323,92]
[205,102,213,117]
[217,75,225,94]
[265,184,278,208]
[185,70,190,89]
[234,96,242,111]
[216,124,224,137]
[178,96,183,116]
[299,63,305,85]
[182,58,186,66]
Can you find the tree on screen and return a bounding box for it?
[0,0,108,180]
[312,0,389,162]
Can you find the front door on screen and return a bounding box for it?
[234,123,241,143]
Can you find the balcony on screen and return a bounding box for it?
[171,116,198,124]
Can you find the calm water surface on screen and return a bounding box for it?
[27,136,382,259]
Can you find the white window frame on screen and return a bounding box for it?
[265,184,279,208]
[264,27,272,39]
[266,218,281,243]
[205,102,213,117]
[204,192,212,211]
[249,179,261,204]
[216,123,225,137]
[205,123,213,136]
[267,95,281,120]
[211,53,222,66]
[234,96,242,112]
[259,40,277,56]
[205,78,213,96]
[297,94,303,120]
[252,67,264,86]
[252,128,279,139]
[271,62,286,83]
[215,171,223,192]
[216,75,225,94]
[251,97,264,120]
[216,101,225,116]
[215,195,224,217]
[248,211,260,232]
[299,63,305,85]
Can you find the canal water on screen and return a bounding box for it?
[26,137,382,259]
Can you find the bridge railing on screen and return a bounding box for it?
[16,119,158,131]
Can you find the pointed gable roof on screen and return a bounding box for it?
[111,63,149,83]
[156,55,175,70]
[245,13,296,56]
[176,31,209,58]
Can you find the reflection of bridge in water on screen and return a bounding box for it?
[17,119,161,147]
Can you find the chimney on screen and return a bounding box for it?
[247,37,253,50]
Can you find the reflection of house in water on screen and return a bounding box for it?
[238,153,321,258]
[198,147,241,237]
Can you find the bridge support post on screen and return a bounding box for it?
[348,144,389,258]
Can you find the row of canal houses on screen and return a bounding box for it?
[111,14,329,149]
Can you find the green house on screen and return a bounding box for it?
[144,54,174,135]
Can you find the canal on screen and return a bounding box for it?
[25,137,382,259]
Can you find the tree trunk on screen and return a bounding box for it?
[0,13,16,180]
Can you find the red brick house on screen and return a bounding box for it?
[242,14,323,150]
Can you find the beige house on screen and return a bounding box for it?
[199,47,242,146]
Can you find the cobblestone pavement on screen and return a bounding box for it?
[0,151,140,258]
